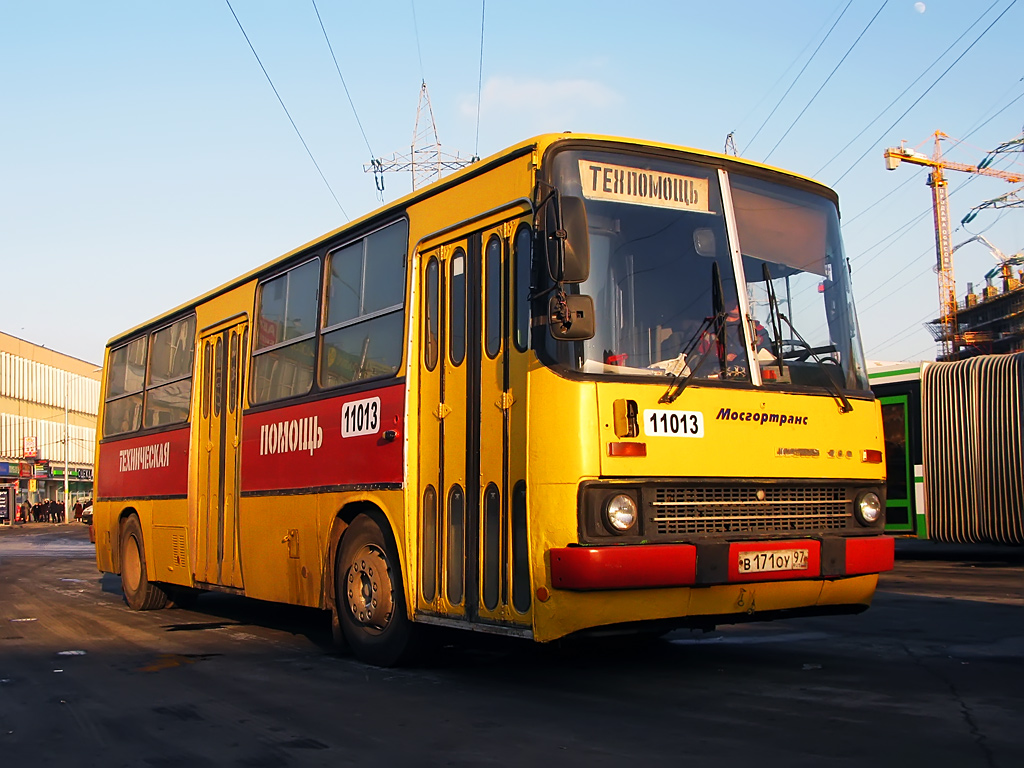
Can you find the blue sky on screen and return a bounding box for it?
[2,0,1021,365]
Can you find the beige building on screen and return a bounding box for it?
[0,331,101,505]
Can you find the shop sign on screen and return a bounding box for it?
[33,461,49,479]
[19,462,33,478]
[50,466,95,480]
[29,478,37,492]
[23,436,38,459]
[0,462,12,476]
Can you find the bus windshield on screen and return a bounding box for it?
[543,149,870,393]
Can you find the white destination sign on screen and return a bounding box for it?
[578,159,710,212]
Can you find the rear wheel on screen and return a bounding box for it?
[336,514,416,666]
[120,515,169,611]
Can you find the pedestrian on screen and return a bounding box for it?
[73,501,83,522]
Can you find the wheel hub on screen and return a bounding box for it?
[345,545,394,631]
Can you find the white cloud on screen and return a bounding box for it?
[461,75,620,130]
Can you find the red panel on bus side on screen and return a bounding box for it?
[96,426,191,499]
[240,383,405,493]
[845,536,895,575]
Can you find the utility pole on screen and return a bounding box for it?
[64,371,69,523]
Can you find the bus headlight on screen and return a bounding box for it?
[855,492,882,526]
[604,494,638,533]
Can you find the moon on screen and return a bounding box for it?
[914,2,926,12]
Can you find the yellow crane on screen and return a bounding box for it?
[883,130,1024,359]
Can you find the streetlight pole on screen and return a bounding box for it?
[64,371,70,523]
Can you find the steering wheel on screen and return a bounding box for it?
[779,339,812,362]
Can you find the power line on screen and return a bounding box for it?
[411,1,425,81]
[763,0,888,164]
[474,1,486,160]
[311,0,373,159]
[841,169,924,229]
[743,0,853,155]
[831,0,1018,186]
[814,1,999,178]
[225,0,349,219]
[731,1,846,140]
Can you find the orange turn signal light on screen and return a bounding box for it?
[608,442,647,457]
[861,449,883,464]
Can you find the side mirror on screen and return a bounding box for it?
[548,293,595,341]
[541,195,590,283]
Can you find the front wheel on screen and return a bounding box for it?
[119,515,169,611]
[336,514,416,666]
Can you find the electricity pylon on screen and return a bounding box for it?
[365,81,474,193]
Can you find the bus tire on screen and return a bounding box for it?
[119,515,169,611]
[336,514,416,666]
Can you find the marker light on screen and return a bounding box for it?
[862,449,883,464]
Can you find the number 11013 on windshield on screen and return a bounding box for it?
[644,409,704,437]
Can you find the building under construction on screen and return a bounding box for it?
[929,263,1024,360]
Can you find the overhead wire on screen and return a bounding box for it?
[310,0,382,200]
[813,1,999,178]
[841,169,925,230]
[411,1,425,81]
[742,0,853,155]
[730,1,846,141]
[831,0,1019,186]
[763,0,888,164]
[311,0,374,159]
[474,1,486,160]
[225,0,349,219]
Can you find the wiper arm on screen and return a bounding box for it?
[776,311,853,414]
[660,262,728,404]
[659,313,723,403]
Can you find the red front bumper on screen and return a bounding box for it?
[550,536,894,591]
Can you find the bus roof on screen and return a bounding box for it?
[105,132,839,349]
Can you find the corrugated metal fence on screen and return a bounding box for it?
[922,353,1024,545]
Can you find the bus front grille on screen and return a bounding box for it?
[651,485,850,536]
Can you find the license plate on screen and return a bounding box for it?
[737,548,809,574]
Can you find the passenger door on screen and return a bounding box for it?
[195,319,248,588]
[417,221,530,628]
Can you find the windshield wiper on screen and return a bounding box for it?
[774,307,853,414]
[660,262,728,404]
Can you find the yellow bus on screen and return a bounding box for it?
[94,133,894,665]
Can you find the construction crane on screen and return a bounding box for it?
[883,131,1024,360]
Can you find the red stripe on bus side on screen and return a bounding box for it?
[240,384,405,493]
[96,426,190,499]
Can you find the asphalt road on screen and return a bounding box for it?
[1,523,1021,767]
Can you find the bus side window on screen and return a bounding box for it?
[449,248,467,366]
[513,225,531,352]
[425,256,439,371]
[103,337,147,437]
[251,259,319,405]
[484,235,501,358]
[321,220,408,387]
[143,315,196,429]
